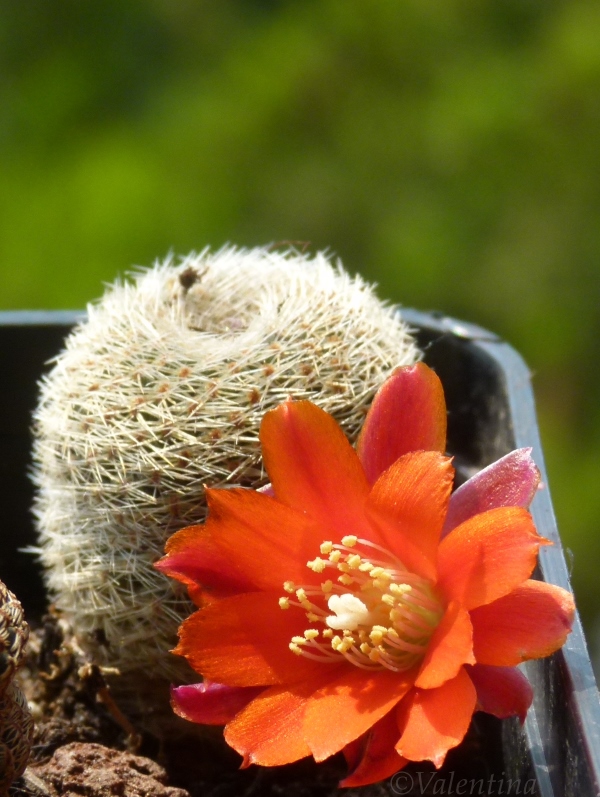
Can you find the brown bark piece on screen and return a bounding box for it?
[29,743,189,797]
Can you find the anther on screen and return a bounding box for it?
[283,581,296,593]
[304,629,319,640]
[390,583,412,596]
[307,558,327,573]
[369,627,387,645]
[320,541,333,555]
[342,535,358,547]
[278,597,290,609]
[321,580,333,593]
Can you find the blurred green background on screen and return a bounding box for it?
[2,1,599,663]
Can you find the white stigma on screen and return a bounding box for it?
[326,593,372,631]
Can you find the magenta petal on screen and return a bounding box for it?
[466,664,533,723]
[442,448,540,538]
[171,682,265,725]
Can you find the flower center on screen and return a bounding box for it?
[279,535,444,672]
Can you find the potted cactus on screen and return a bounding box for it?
[2,247,600,796]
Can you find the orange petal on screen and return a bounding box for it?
[259,399,374,540]
[366,451,454,581]
[466,664,532,723]
[203,488,327,591]
[175,592,334,686]
[357,363,447,485]
[396,668,476,767]
[340,710,408,788]
[304,667,416,762]
[415,602,475,690]
[437,506,548,610]
[471,580,575,666]
[224,675,329,767]
[156,524,255,602]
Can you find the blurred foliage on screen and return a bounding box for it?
[2,1,600,653]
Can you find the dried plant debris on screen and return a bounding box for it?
[16,611,132,763]
[0,580,33,795]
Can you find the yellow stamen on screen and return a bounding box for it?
[283,534,444,673]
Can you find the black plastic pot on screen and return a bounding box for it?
[2,309,599,797]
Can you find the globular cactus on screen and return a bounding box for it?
[0,580,33,794]
[32,246,419,690]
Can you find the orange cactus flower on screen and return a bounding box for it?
[156,363,574,787]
